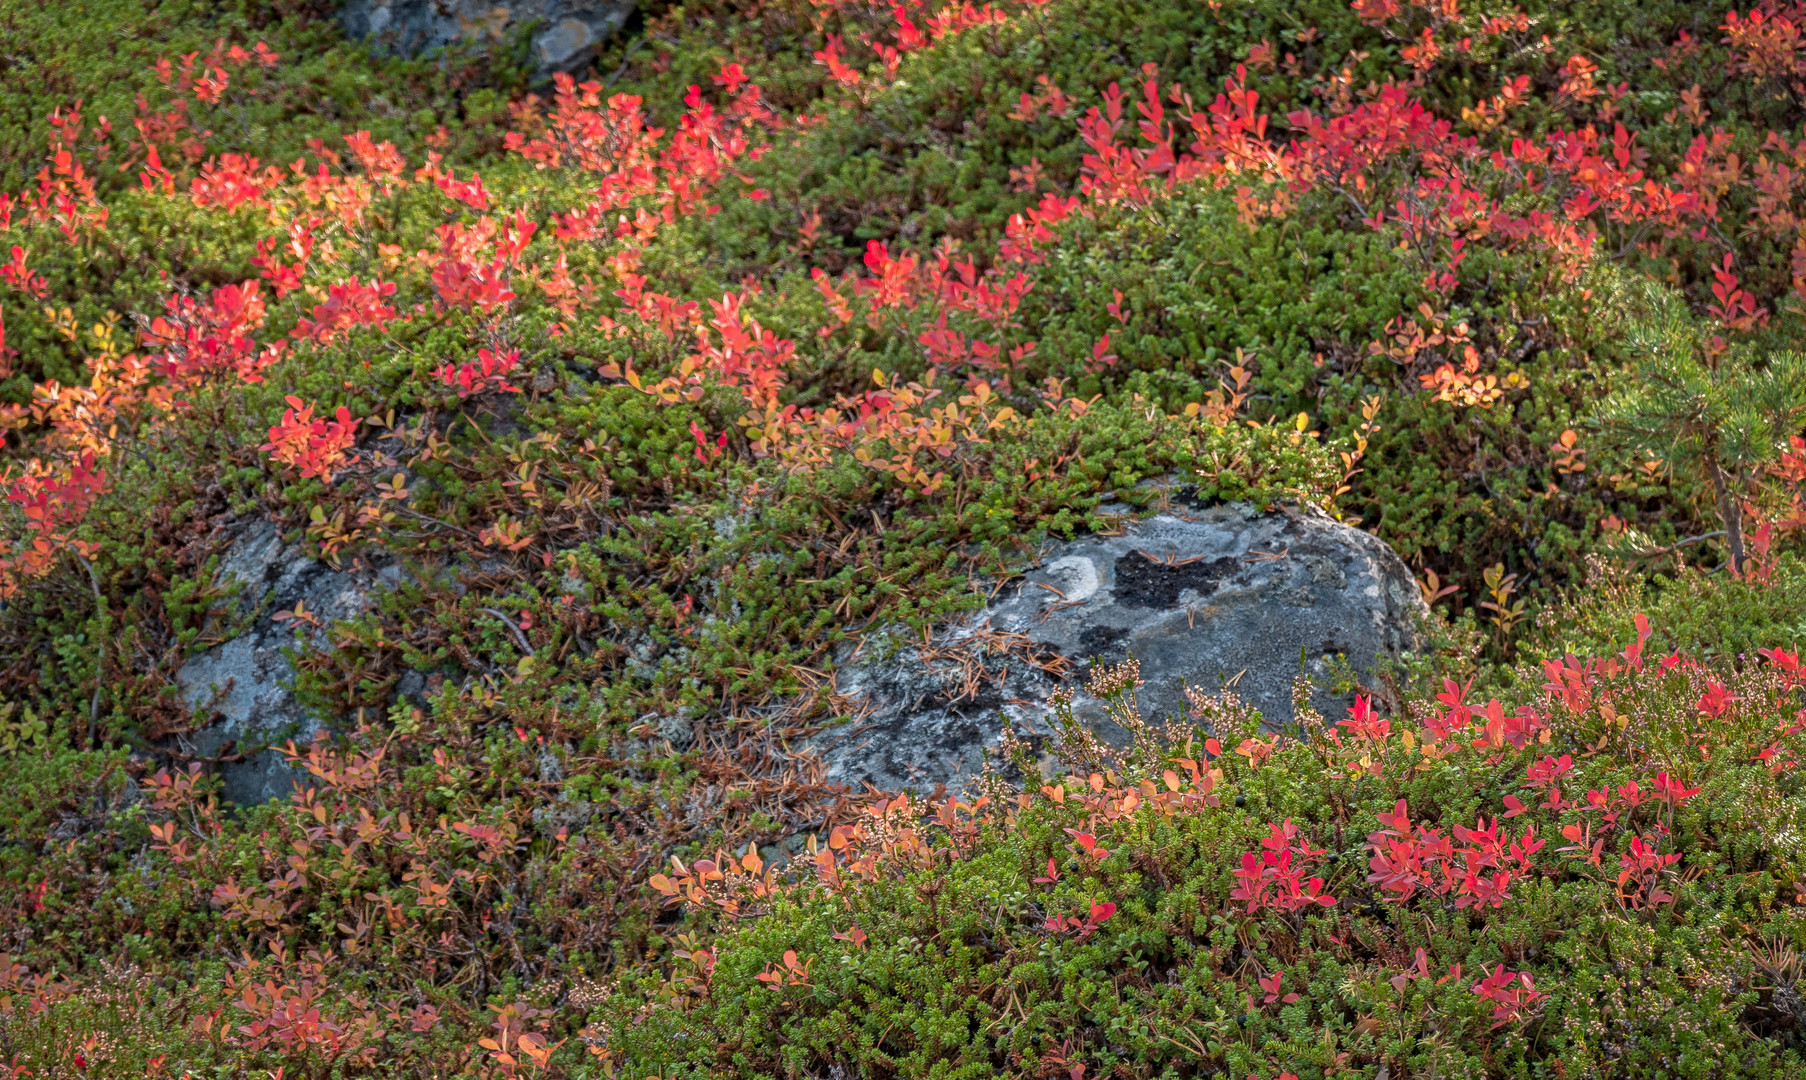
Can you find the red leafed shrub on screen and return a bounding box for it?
[1231,819,1338,914]
[140,280,284,387]
[436,347,522,398]
[601,614,1806,1075]
[289,277,400,345]
[434,166,490,211]
[1471,965,1547,1029]
[5,451,106,538]
[0,245,46,298]
[188,153,283,211]
[260,396,357,482]
[1044,900,1117,937]
[1721,5,1806,82]
[0,451,107,588]
[8,1,1806,1077]
[1365,799,1544,910]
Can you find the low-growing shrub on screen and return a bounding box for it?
[1,0,1806,1075]
[601,628,1806,1078]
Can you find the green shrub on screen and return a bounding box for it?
[602,632,1806,1078]
[1,0,1806,1074]
[1527,554,1806,672]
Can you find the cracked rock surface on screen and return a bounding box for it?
[175,521,397,805]
[340,0,636,80]
[815,503,1427,794]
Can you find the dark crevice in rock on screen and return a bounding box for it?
[1110,553,1239,609]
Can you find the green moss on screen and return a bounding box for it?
[602,651,1806,1078]
[2,0,1806,1073]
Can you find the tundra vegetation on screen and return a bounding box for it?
[4,0,1806,1076]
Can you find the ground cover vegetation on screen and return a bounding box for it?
[1,0,1806,1074]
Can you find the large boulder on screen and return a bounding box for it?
[340,0,635,79]
[175,522,396,805]
[816,503,1427,793]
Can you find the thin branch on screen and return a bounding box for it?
[604,34,649,92]
[392,505,483,541]
[1610,530,1726,561]
[1328,184,1372,223]
[78,553,104,749]
[479,607,535,657]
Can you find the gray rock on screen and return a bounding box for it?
[816,503,1426,794]
[341,0,636,79]
[175,522,389,805]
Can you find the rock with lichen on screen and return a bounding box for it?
[341,0,636,80]
[175,521,397,804]
[814,502,1427,794]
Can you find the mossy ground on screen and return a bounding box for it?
[0,0,1804,1076]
